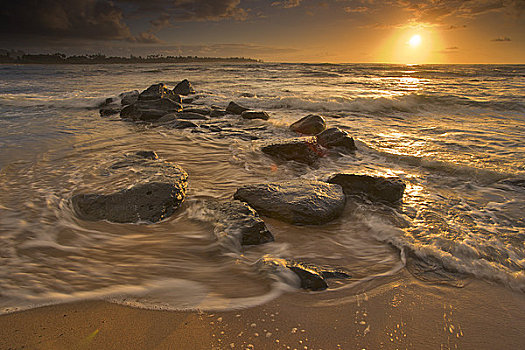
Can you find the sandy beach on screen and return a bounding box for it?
[2,271,524,350]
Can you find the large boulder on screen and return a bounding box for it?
[173,79,196,95]
[316,127,357,152]
[120,98,183,121]
[72,154,188,223]
[261,137,324,165]
[200,199,274,247]
[327,174,405,203]
[120,90,139,106]
[289,115,326,135]
[258,256,351,291]
[226,101,249,115]
[241,111,270,120]
[234,180,345,225]
[138,83,181,103]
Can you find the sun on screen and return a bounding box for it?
[409,34,422,47]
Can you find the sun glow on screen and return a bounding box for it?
[408,34,422,47]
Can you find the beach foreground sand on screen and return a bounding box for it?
[1,271,524,350]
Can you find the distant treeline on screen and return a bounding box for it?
[0,53,261,64]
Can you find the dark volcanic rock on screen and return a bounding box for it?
[138,83,181,103]
[173,79,196,95]
[258,256,351,291]
[241,111,270,120]
[210,109,228,118]
[201,199,274,247]
[226,101,249,115]
[261,137,324,165]
[172,120,198,129]
[234,180,345,225]
[72,157,188,224]
[99,105,120,116]
[120,98,183,121]
[184,107,211,116]
[327,174,405,203]
[317,127,357,152]
[120,90,139,106]
[289,115,326,135]
[176,112,209,120]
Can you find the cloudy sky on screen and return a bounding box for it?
[1,0,524,63]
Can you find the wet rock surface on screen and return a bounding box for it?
[120,98,183,121]
[258,256,351,291]
[138,83,181,102]
[72,154,188,223]
[234,180,345,225]
[290,114,326,135]
[261,137,324,165]
[173,79,196,96]
[199,199,274,247]
[120,90,139,106]
[317,127,357,152]
[241,111,270,120]
[226,101,249,115]
[405,248,469,287]
[327,174,405,203]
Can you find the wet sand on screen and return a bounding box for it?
[1,271,524,350]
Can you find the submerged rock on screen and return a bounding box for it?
[201,199,274,247]
[172,120,198,129]
[184,107,211,116]
[258,256,351,291]
[261,137,324,165]
[210,109,228,118]
[134,150,158,160]
[175,112,209,120]
[99,105,121,116]
[327,174,405,203]
[290,115,326,135]
[241,111,270,120]
[234,180,345,225]
[173,79,196,95]
[72,156,188,223]
[316,127,357,152]
[226,101,249,115]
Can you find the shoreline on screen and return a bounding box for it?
[2,271,524,349]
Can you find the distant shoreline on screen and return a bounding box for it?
[0,54,261,65]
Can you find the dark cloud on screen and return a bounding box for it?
[0,0,131,40]
[491,36,512,41]
[271,0,303,8]
[127,31,162,43]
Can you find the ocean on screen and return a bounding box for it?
[0,63,523,313]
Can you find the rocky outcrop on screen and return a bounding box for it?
[120,90,139,106]
[258,256,351,291]
[226,101,249,115]
[261,137,324,165]
[200,199,274,247]
[120,98,183,121]
[290,115,326,135]
[138,83,181,103]
[327,174,405,203]
[241,111,270,120]
[172,120,198,129]
[210,109,228,118]
[72,155,188,223]
[234,180,345,225]
[173,79,196,96]
[316,127,357,152]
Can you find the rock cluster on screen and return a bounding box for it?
[88,79,407,291]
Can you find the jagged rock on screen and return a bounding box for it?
[234,180,345,225]
[173,79,196,95]
[120,90,139,106]
[327,174,405,203]
[258,256,351,291]
[72,157,188,224]
[200,199,274,247]
[172,120,198,129]
[120,98,183,121]
[226,101,249,115]
[135,150,158,160]
[138,83,181,103]
[261,137,324,165]
[317,127,357,152]
[290,115,326,135]
[241,111,270,120]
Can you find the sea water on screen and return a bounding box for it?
[0,63,523,313]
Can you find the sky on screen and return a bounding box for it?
[1,0,524,63]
